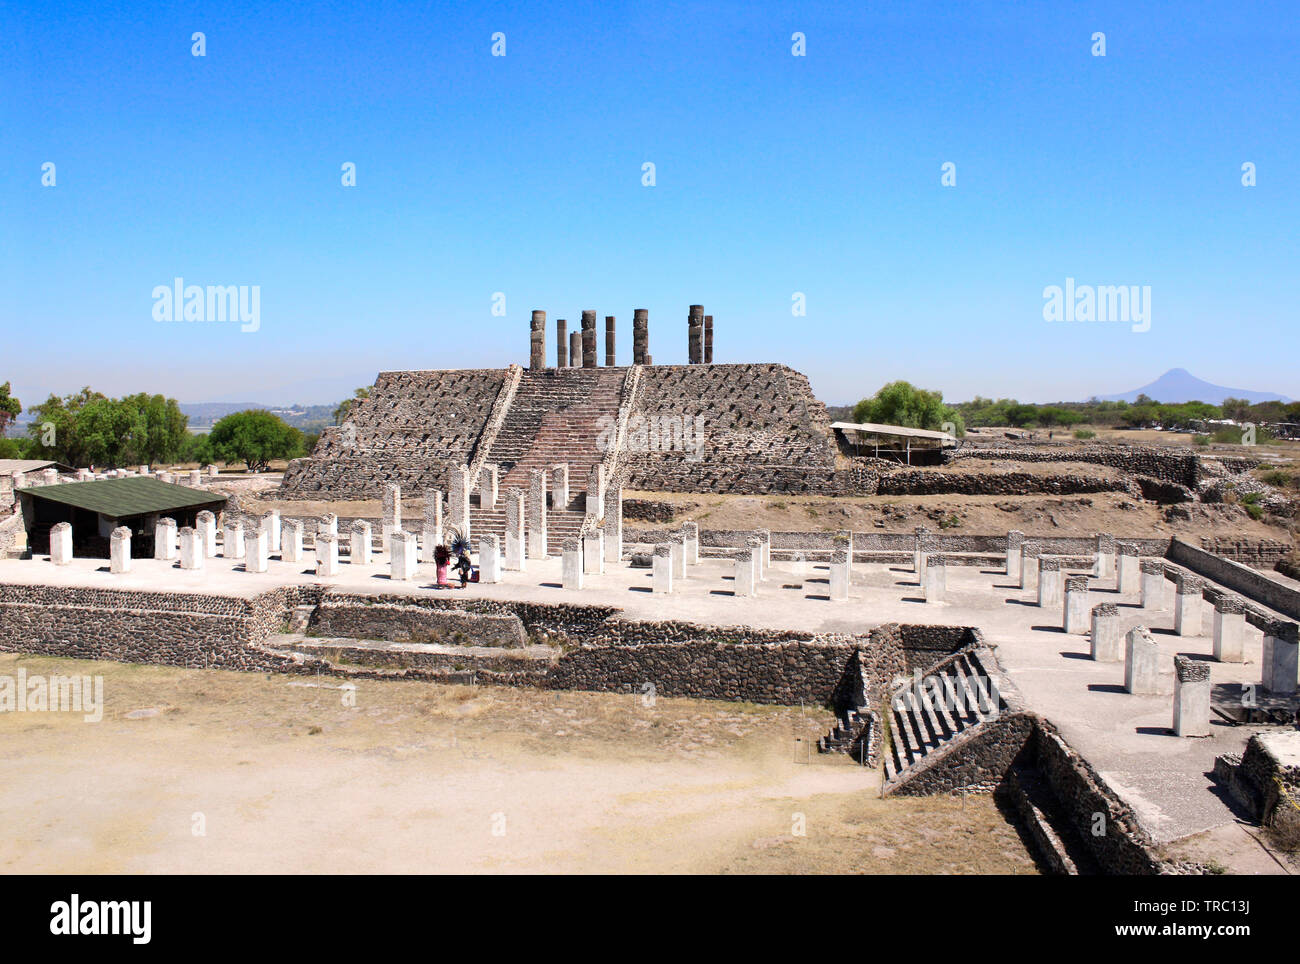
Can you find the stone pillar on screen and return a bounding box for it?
[681,521,699,565]
[1117,544,1140,594]
[154,517,178,561]
[381,485,401,551]
[421,490,444,563]
[569,331,581,367]
[1172,655,1211,737]
[282,520,304,563]
[189,469,202,487]
[448,464,471,539]
[633,308,649,365]
[583,529,604,574]
[350,521,372,564]
[1262,621,1299,695]
[1064,575,1090,634]
[923,554,946,603]
[668,531,686,579]
[1124,626,1161,695]
[478,534,501,584]
[1006,530,1024,579]
[747,536,763,589]
[528,470,548,558]
[262,509,281,554]
[110,526,132,574]
[831,546,853,601]
[50,521,73,565]
[42,468,59,485]
[605,315,616,366]
[179,527,204,569]
[530,309,546,369]
[703,314,713,363]
[479,464,498,511]
[1211,593,1246,663]
[653,544,673,593]
[1095,532,1116,578]
[1173,573,1204,636]
[550,463,569,509]
[914,526,930,576]
[562,537,584,589]
[392,530,418,581]
[556,318,568,368]
[316,532,339,577]
[581,310,598,367]
[245,529,269,573]
[505,489,526,570]
[223,518,245,559]
[319,513,339,539]
[1141,559,1166,609]
[208,464,220,478]
[687,304,704,364]
[734,546,756,597]
[757,528,773,574]
[603,485,622,563]
[586,464,603,518]
[1090,603,1122,661]
[1020,544,1040,591]
[1037,557,1063,609]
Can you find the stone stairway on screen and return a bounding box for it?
[883,649,1006,783]
[818,708,876,766]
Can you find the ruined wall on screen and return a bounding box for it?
[948,446,1201,487]
[1167,537,1300,619]
[307,599,526,648]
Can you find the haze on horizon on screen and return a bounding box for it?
[3,1,1297,410]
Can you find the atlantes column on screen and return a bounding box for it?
[529,310,546,369]
[581,310,598,367]
[569,330,581,367]
[687,304,704,364]
[556,318,568,368]
[605,316,616,366]
[704,314,713,363]
[633,309,649,365]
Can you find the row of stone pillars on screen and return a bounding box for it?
[528,305,716,368]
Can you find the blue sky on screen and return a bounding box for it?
[2,0,1297,408]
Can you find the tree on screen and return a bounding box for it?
[24,388,189,467]
[209,410,304,473]
[0,382,20,436]
[334,386,371,425]
[853,381,965,436]
[26,387,107,467]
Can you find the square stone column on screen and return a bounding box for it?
[1172,655,1211,737]
[318,513,338,539]
[586,464,604,519]
[282,520,304,563]
[669,532,686,579]
[583,530,604,574]
[448,465,471,539]
[1117,544,1140,594]
[1262,621,1299,695]
[603,485,622,563]
[262,509,281,554]
[923,554,945,603]
[562,537,584,590]
[188,469,201,486]
[734,546,756,596]
[681,521,699,565]
[653,544,673,593]
[1095,532,1116,578]
[1006,530,1024,579]
[350,521,372,565]
[1124,626,1161,695]
[110,526,132,574]
[1037,558,1063,609]
[1141,559,1167,609]
[391,530,418,581]
[505,489,526,570]
[478,533,501,584]
[422,490,443,563]
[223,519,245,559]
[528,470,548,558]
[316,532,339,577]
[179,527,204,569]
[570,330,581,367]
[757,529,773,574]
[550,463,569,509]
[479,466,498,512]
[1020,544,1040,591]
[1063,575,1090,634]
[1173,573,1204,636]
[154,517,177,561]
[381,484,401,551]
[556,318,568,368]
[914,527,930,576]
[1090,603,1122,661]
[197,511,218,558]
[50,521,73,565]
[1211,593,1246,663]
[746,537,763,590]
[245,529,269,573]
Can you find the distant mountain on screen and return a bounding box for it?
[1095,369,1292,405]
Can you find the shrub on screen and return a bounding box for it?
[1073,429,1096,440]
[1192,435,1210,447]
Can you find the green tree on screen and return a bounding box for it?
[26,387,107,467]
[853,381,965,436]
[0,382,20,436]
[209,410,304,473]
[334,386,371,425]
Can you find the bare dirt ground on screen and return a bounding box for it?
[0,653,1038,875]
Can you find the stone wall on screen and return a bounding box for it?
[307,599,526,648]
[1167,538,1300,619]
[875,470,1137,498]
[949,446,1201,487]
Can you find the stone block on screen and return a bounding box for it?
[923,554,945,604]
[244,529,269,573]
[391,530,418,582]
[350,521,372,564]
[734,547,755,597]
[1211,594,1246,663]
[1037,558,1063,609]
[505,489,526,570]
[1090,603,1122,661]
[1124,626,1161,695]
[110,526,132,574]
[1172,655,1211,737]
[583,529,604,574]
[282,520,304,563]
[154,517,177,561]
[316,532,339,577]
[1006,530,1024,579]
[1173,573,1204,636]
[562,538,583,590]
[1063,575,1089,634]
[262,509,281,554]
[1141,559,1166,609]
[1262,622,1298,695]
[179,527,204,569]
[223,519,245,559]
[50,522,73,565]
[1117,544,1140,594]
[653,544,673,593]
[197,511,218,558]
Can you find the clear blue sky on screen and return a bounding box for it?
[3,0,1296,409]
